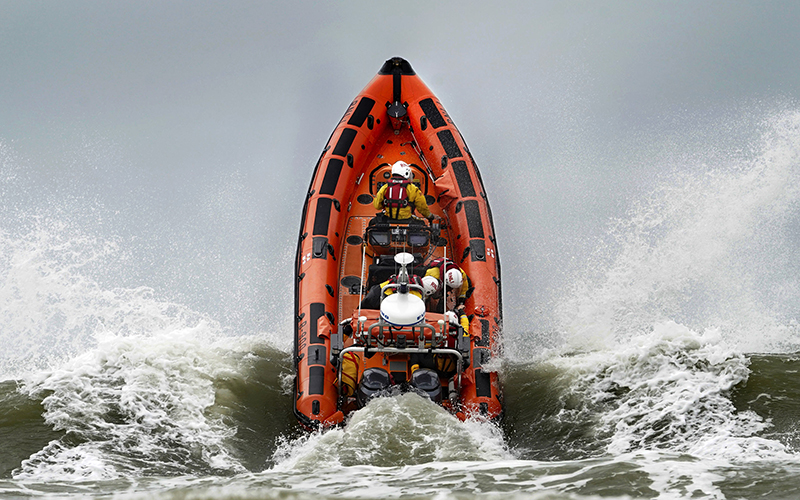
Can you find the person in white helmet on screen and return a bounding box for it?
[372,161,436,221]
[424,257,472,333]
[420,275,442,312]
[421,275,440,299]
[424,257,471,311]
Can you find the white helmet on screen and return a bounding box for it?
[391,160,412,180]
[421,276,440,297]
[444,268,462,289]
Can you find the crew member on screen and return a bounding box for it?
[373,161,437,222]
[425,257,471,333]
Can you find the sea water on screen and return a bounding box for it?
[1,111,800,499]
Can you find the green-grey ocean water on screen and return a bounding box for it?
[1,339,799,500]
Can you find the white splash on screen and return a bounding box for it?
[0,215,214,378]
[272,392,511,471]
[557,110,800,353]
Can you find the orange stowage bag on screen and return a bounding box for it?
[434,170,458,210]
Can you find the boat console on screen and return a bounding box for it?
[364,216,441,255]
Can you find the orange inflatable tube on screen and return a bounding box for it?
[294,57,502,430]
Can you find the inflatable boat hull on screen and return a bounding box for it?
[294,57,502,429]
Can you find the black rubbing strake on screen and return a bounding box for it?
[347,98,376,127]
[463,200,484,238]
[309,302,325,344]
[333,128,357,157]
[308,366,325,395]
[320,159,343,195]
[480,319,490,347]
[313,198,333,235]
[307,345,327,366]
[473,345,493,398]
[437,130,462,159]
[475,370,492,398]
[472,347,490,368]
[452,160,475,197]
[419,98,446,128]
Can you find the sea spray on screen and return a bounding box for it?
[0,216,219,379]
[555,110,800,353]
[494,107,800,477]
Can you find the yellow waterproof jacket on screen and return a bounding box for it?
[373,182,432,220]
[452,312,470,334]
[340,351,360,396]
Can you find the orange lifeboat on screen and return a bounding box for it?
[294,57,502,429]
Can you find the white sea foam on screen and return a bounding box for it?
[0,200,224,379]
[0,205,264,478]
[545,321,794,463]
[264,457,638,500]
[514,112,800,470]
[1,142,289,481]
[272,392,511,471]
[14,324,259,480]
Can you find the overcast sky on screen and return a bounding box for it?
[2,0,799,337]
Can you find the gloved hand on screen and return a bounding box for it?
[455,304,466,315]
[445,311,459,327]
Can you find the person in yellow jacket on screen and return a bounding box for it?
[425,257,471,334]
[425,263,470,306]
[373,161,436,221]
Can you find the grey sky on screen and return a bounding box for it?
[2,0,799,336]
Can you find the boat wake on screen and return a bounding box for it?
[273,393,510,471]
